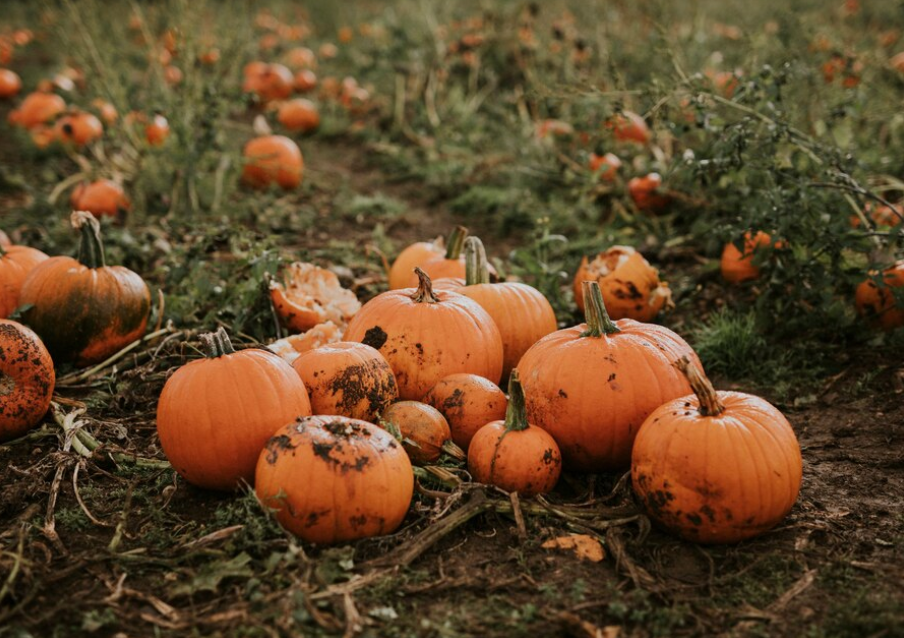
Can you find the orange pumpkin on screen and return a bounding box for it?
[70,179,131,220]
[53,110,103,147]
[345,268,504,399]
[243,63,294,102]
[627,173,670,212]
[242,135,304,190]
[269,262,360,333]
[8,90,65,129]
[588,152,621,182]
[157,328,312,491]
[720,231,776,283]
[422,373,508,449]
[0,319,55,442]
[518,281,699,471]
[388,236,445,290]
[406,226,469,287]
[292,342,398,421]
[0,243,49,318]
[607,111,651,144]
[284,47,317,69]
[91,99,118,125]
[855,260,904,330]
[460,237,557,379]
[632,357,802,544]
[0,68,22,99]
[277,98,320,133]
[468,370,561,496]
[19,212,150,366]
[145,114,170,146]
[850,202,901,229]
[293,69,318,93]
[573,245,672,321]
[382,401,456,464]
[256,415,413,543]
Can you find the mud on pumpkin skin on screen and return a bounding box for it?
[573,246,672,322]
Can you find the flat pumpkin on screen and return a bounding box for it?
[0,319,55,442]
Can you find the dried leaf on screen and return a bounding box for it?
[541,534,605,562]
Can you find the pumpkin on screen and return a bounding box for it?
[0,320,54,442]
[382,401,459,464]
[631,356,802,544]
[607,111,651,144]
[0,243,49,318]
[91,99,118,125]
[69,179,131,220]
[588,152,621,182]
[293,69,318,93]
[468,370,562,496]
[422,373,507,449]
[19,212,151,366]
[256,415,413,543]
[405,226,468,287]
[53,110,103,147]
[627,173,670,212]
[292,342,398,422]
[243,63,294,102]
[518,281,699,471]
[459,237,557,379]
[8,90,65,129]
[536,119,575,140]
[145,114,170,146]
[157,328,313,491]
[573,245,672,321]
[0,68,22,99]
[0,231,10,247]
[269,262,361,333]
[721,231,776,283]
[285,47,317,69]
[277,98,320,133]
[345,267,504,399]
[242,135,304,190]
[850,202,901,229]
[388,236,445,290]
[855,260,904,330]
[163,65,183,86]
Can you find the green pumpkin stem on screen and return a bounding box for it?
[411,267,440,303]
[580,281,620,338]
[503,370,530,432]
[674,356,726,417]
[71,211,106,269]
[201,327,236,358]
[464,236,491,286]
[444,225,469,260]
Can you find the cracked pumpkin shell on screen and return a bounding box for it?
[270,262,361,333]
[256,415,413,544]
[0,319,55,442]
[573,246,672,321]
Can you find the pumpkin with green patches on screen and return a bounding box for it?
[19,211,151,366]
[0,319,55,442]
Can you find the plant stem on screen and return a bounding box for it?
[674,356,726,417]
[464,236,491,286]
[410,267,439,303]
[580,281,620,338]
[202,327,236,358]
[71,211,105,268]
[504,370,529,432]
[444,225,469,260]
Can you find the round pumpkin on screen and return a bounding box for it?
[242,135,303,190]
[70,179,131,219]
[8,90,65,129]
[422,373,507,449]
[19,212,151,366]
[382,401,454,464]
[0,319,55,442]
[0,243,49,318]
[855,260,904,330]
[721,231,775,283]
[518,281,699,472]
[292,342,398,422]
[460,237,557,379]
[632,357,802,544]
[405,226,469,287]
[53,110,103,147]
[293,69,318,93]
[573,245,672,321]
[243,63,294,102]
[345,268,504,400]
[145,114,170,146]
[157,328,312,491]
[256,415,413,543]
[388,236,445,290]
[0,68,22,99]
[277,98,320,133]
[468,370,562,496]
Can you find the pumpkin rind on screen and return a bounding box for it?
[0,319,55,442]
[573,246,671,321]
[422,373,507,449]
[0,244,49,318]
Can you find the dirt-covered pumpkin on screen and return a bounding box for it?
[242,135,303,190]
[345,268,503,399]
[573,245,672,321]
[855,260,904,330]
[19,212,151,366]
[256,415,413,544]
[157,328,313,491]
[0,243,48,318]
[0,319,55,442]
[632,357,803,544]
[382,400,458,464]
[292,342,397,422]
[422,373,507,449]
[518,281,699,472]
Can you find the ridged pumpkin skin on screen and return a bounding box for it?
[256,415,413,544]
[19,212,150,366]
[573,246,671,322]
[632,359,802,544]
[157,329,313,491]
[721,231,774,283]
[855,260,904,330]
[422,373,507,449]
[518,282,699,472]
[388,239,444,290]
[0,320,55,442]
[0,245,49,318]
[345,268,503,400]
[292,342,398,422]
[242,135,303,190]
[382,401,451,464]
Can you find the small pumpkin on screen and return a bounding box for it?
[0,319,55,442]
[53,109,103,147]
[256,415,413,544]
[145,114,170,146]
[468,370,562,496]
[388,236,445,290]
[345,268,504,400]
[69,179,131,220]
[0,243,49,318]
[382,401,459,464]
[573,245,672,321]
[243,62,294,102]
[459,237,557,379]
[292,342,398,422]
[19,212,151,366]
[631,357,802,544]
[721,231,777,283]
[269,262,361,333]
[8,90,66,129]
[627,173,670,212]
[588,152,621,182]
[293,69,318,93]
[518,281,699,471]
[855,260,904,330]
[422,373,508,449]
[607,111,651,144]
[0,68,22,99]
[277,98,320,132]
[242,135,304,190]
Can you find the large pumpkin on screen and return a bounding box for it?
[256,415,413,544]
[19,212,151,366]
[345,268,503,399]
[0,319,55,442]
[518,281,699,472]
[157,328,312,491]
[0,243,48,318]
[632,357,802,544]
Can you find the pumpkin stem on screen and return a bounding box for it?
[71,211,106,269]
[444,225,469,260]
[201,327,236,358]
[464,236,491,286]
[580,281,620,337]
[674,356,726,417]
[410,267,440,303]
[503,370,530,432]
[441,439,466,461]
